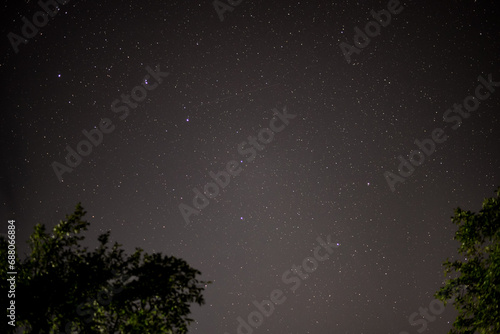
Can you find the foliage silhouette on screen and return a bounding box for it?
[435,187,500,333]
[1,203,210,333]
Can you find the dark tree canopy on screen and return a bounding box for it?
[1,203,210,333]
[435,187,500,334]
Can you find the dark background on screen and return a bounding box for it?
[1,0,499,333]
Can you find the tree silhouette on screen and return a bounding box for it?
[1,203,210,333]
[435,187,500,333]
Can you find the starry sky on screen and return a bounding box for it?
[1,0,499,333]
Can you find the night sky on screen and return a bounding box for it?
[1,0,499,333]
